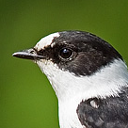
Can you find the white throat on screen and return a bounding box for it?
[37,59,128,101]
[37,59,128,128]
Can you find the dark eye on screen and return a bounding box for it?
[59,48,73,59]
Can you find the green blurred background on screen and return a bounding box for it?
[1,0,128,128]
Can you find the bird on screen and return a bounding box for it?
[13,31,128,128]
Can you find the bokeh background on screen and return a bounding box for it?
[1,1,128,128]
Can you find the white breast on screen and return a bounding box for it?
[58,99,84,128]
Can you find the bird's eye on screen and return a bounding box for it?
[59,48,73,60]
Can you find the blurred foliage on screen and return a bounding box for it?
[0,0,128,128]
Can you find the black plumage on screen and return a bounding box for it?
[36,31,123,76]
[77,88,128,128]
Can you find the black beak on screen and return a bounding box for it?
[12,48,45,60]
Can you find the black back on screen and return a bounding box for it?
[77,88,128,128]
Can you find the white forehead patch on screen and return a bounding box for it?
[34,32,60,51]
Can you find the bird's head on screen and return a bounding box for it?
[13,31,128,102]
